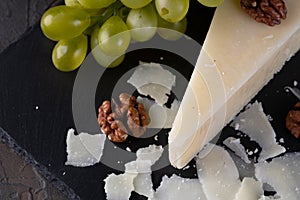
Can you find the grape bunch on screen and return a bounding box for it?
[40,0,222,72]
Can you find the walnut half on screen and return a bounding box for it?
[286,102,300,138]
[240,0,287,26]
[97,93,150,142]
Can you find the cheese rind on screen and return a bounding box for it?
[169,0,300,168]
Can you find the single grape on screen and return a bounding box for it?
[77,0,116,9]
[65,0,105,15]
[64,0,83,8]
[40,5,90,41]
[157,16,187,40]
[52,34,88,72]
[120,0,152,9]
[126,4,157,42]
[98,16,131,56]
[197,0,224,7]
[155,0,189,23]
[91,27,125,68]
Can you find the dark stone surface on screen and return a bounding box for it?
[0,0,60,54]
[0,128,80,200]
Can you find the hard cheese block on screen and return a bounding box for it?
[169,0,300,168]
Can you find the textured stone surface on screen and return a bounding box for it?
[0,0,59,53]
[0,128,80,200]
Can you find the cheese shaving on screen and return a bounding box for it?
[255,152,300,200]
[223,137,251,164]
[230,101,286,161]
[150,174,207,200]
[104,145,164,199]
[125,160,154,198]
[127,62,176,105]
[65,129,106,167]
[137,96,180,129]
[136,145,164,165]
[104,173,136,200]
[196,144,241,200]
[234,177,264,200]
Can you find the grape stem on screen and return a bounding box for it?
[112,1,124,16]
[98,1,124,25]
[118,7,130,21]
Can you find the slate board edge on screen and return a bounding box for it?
[0,127,80,200]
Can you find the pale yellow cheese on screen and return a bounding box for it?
[169,0,300,168]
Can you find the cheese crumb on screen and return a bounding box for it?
[279,138,285,143]
[126,147,131,152]
[294,80,298,87]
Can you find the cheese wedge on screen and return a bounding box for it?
[169,0,300,168]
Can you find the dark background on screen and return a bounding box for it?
[0,0,299,199]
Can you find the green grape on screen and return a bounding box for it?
[65,0,105,15]
[98,16,131,56]
[120,0,152,9]
[77,0,116,9]
[52,34,88,72]
[91,27,125,68]
[40,5,90,41]
[157,16,187,40]
[197,0,224,7]
[64,0,83,8]
[126,4,157,42]
[155,0,189,23]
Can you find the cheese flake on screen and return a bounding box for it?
[255,152,300,200]
[234,177,264,200]
[104,145,164,199]
[223,137,251,164]
[151,174,207,200]
[79,132,106,161]
[127,62,176,105]
[136,145,164,165]
[65,129,106,167]
[125,160,154,198]
[196,144,241,200]
[104,173,136,200]
[230,101,286,161]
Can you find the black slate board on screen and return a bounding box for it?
[0,0,300,199]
